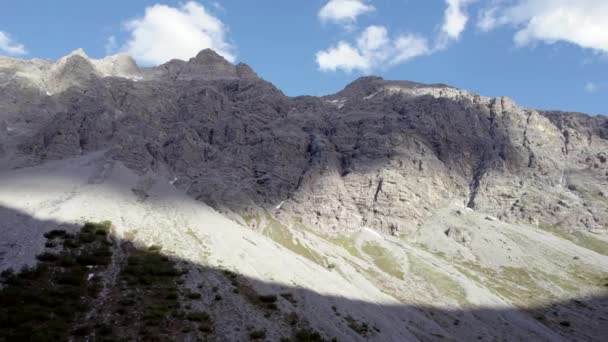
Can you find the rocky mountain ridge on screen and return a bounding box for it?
[3,48,606,234]
[1,48,607,341]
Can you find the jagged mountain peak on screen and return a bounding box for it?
[191,48,231,64]
[160,48,259,81]
[65,48,89,59]
[96,53,140,78]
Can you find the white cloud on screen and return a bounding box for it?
[0,31,27,56]
[585,82,598,93]
[393,34,432,64]
[122,1,234,65]
[316,25,430,73]
[437,0,474,49]
[442,0,470,39]
[316,41,369,73]
[477,0,608,53]
[319,0,375,26]
[316,0,480,73]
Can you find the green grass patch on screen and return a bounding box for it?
[361,242,404,280]
[263,214,325,266]
[539,224,608,256]
[328,235,363,259]
[242,213,261,227]
[407,253,467,304]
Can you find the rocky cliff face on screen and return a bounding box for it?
[1,49,607,235]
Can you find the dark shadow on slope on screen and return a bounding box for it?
[1,206,607,342]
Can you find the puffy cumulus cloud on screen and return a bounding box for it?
[0,31,27,56]
[122,1,234,65]
[319,0,375,26]
[393,34,433,64]
[442,0,470,39]
[437,0,474,49]
[316,25,430,73]
[316,0,478,73]
[316,41,370,73]
[477,0,608,53]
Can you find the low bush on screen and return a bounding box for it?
[0,222,113,341]
[258,294,278,303]
[36,252,59,262]
[295,328,326,342]
[148,245,163,253]
[345,316,370,336]
[187,311,210,322]
[44,229,67,239]
[249,329,267,340]
[186,291,202,300]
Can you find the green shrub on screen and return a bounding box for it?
[44,229,67,239]
[95,228,108,236]
[295,328,325,342]
[249,329,267,340]
[57,274,85,286]
[166,292,179,300]
[287,312,299,326]
[199,324,213,333]
[36,252,58,262]
[58,256,76,267]
[187,291,202,300]
[258,294,278,303]
[0,222,115,340]
[148,245,163,253]
[187,311,210,322]
[0,268,14,280]
[63,238,80,249]
[346,316,370,336]
[79,233,96,244]
[223,270,238,279]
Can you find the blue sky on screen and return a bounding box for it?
[1,0,606,115]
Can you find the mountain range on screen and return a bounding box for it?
[0,49,607,341]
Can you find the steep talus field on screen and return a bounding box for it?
[0,49,607,341]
